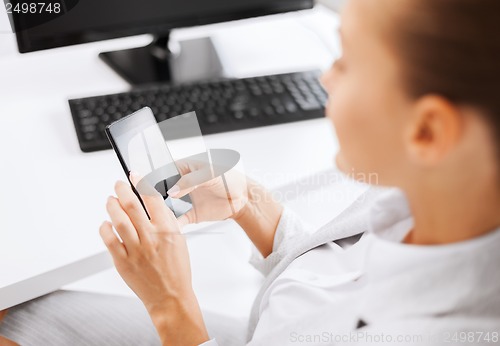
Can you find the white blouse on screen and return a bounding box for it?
[203,188,500,346]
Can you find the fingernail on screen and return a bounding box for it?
[167,185,180,197]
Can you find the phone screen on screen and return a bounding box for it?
[105,107,192,217]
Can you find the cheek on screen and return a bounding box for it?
[325,76,404,178]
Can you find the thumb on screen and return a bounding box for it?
[168,165,214,198]
[168,175,197,199]
[177,208,197,228]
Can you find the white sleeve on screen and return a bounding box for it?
[199,338,219,346]
[248,206,313,276]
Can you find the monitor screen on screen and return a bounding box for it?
[13,0,313,53]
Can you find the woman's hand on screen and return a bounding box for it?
[168,157,249,227]
[99,179,209,346]
[170,158,283,257]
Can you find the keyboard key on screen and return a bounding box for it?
[81,117,98,126]
[233,111,245,120]
[274,105,286,115]
[78,110,92,118]
[206,113,218,124]
[82,124,97,133]
[248,107,260,118]
[264,106,275,118]
[284,101,298,113]
[298,101,321,111]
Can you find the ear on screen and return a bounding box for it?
[405,95,464,166]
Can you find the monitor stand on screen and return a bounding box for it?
[99,32,225,86]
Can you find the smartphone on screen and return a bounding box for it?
[105,107,191,218]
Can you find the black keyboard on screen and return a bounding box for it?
[69,70,327,152]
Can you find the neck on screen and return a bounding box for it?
[403,177,500,246]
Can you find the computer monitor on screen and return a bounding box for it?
[10,0,314,84]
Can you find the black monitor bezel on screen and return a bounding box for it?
[14,0,314,53]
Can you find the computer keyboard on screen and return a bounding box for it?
[69,70,327,152]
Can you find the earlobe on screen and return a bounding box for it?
[405,95,463,167]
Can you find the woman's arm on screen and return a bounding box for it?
[147,293,209,346]
[231,178,284,258]
[100,180,210,346]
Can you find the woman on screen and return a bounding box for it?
[1,0,499,344]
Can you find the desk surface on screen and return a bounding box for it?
[0,6,365,318]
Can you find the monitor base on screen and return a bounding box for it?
[99,33,225,86]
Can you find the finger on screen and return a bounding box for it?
[173,158,192,175]
[167,166,214,198]
[0,309,7,322]
[167,180,196,199]
[177,209,197,228]
[99,221,127,258]
[106,196,140,248]
[174,156,207,175]
[129,173,176,226]
[114,180,151,242]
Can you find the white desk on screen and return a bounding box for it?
[0,6,364,321]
